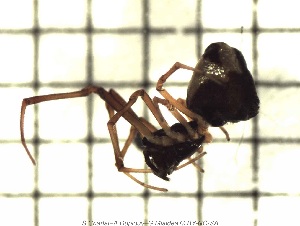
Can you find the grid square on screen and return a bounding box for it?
[0,198,34,226]
[203,197,253,226]
[148,197,198,220]
[0,88,35,140]
[258,144,300,194]
[150,0,196,28]
[148,164,199,193]
[39,0,86,28]
[149,34,197,83]
[0,0,33,29]
[37,88,88,140]
[38,143,88,193]
[92,197,145,221]
[0,144,34,193]
[201,0,253,29]
[259,87,300,139]
[39,34,87,83]
[203,143,254,192]
[92,87,144,140]
[257,33,300,82]
[257,197,300,225]
[257,0,300,28]
[92,143,145,193]
[0,34,34,83]
[93,34,143,82]
[92,0,142,28]
[39,197,88,226]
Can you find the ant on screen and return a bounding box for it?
[20,42,259,192]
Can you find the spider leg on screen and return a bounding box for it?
[152,97,209,172]
[20,86,101,165]
[156,63,230,141]
[153,97,198,139]
[219,126,230,141]
[175,147,206,172]
[118,89,189,145]
[156,62,208,130]
[106,102,168,192]
[20,85,154,165]
[177,98,187,107]
[21,85,167,191]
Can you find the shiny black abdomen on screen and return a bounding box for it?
[186,42,260,127]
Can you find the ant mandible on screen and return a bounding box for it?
[20,42,259,192]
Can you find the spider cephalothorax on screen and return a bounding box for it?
[142,121,205,181]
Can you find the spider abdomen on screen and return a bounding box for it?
[186,42,259,127]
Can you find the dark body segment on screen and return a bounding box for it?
[142,121,205,181]
[186,42,259,127]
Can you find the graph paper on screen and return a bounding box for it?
[1,0,300,226]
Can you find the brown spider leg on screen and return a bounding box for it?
[156,62,208,130]
[107,103,168,192]
[126,89,188,144]
[152,97,207,173]
[175,147,206,172]
[177,98,187,107]
[139,117,157,133]
[176,98,194,120]
[20,85,154,165]
[156,63,229,141]
[153,96,198,139]
[219,126,230,141]
[105,91,171,191]
[108,88,138,118]
[20,88,100,165]
[105,102,142,160]
[187,146,206,172]
[21,85,167,191]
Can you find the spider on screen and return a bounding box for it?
[20,42,259,192]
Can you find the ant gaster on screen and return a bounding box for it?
[20,42,259,192]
